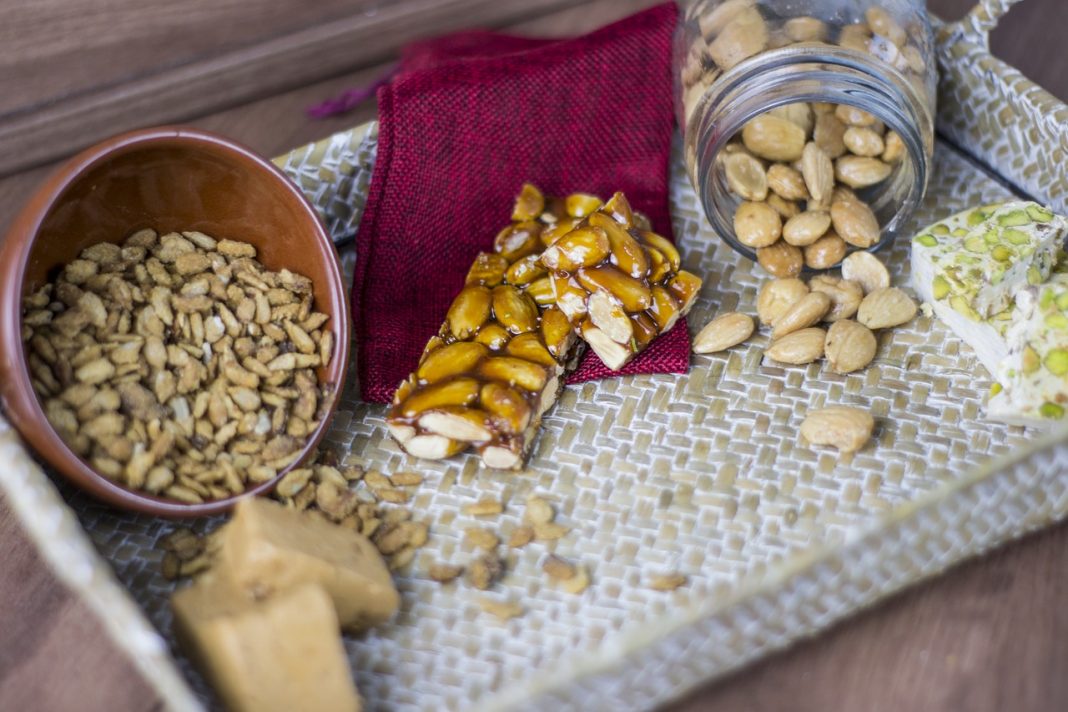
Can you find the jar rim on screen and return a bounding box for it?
[688,45,935,266]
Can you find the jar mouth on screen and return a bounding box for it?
[689,46,934,268]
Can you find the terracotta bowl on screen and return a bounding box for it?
[0,126,350,517]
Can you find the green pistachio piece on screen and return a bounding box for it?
[1003,228,1030,245]
[1040,289,1056,310]
[983,230,1000,244]
[990,245,1014,262]
[1045,349,1068,375]
[989,382,1003,397]
[1022,345,1041,374]
[1026,205,1054,222]
[1028,266,1044,285]
[932,276,950,299]
[1056,292,1068,311]
[993,308,1014,321]
[914,234,938,247]
[951,227,969,237]
[1046,312,1068,330]
[967,210,987,227]
[997,209,1030,227]
[949,296,980,321]
[932,224,951,235]
[963,235,988,253]
[1040,402,1065,419]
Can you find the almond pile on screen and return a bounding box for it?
[694,250,913,453]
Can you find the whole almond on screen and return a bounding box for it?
[782,210,831,246]
[698,0,756,39]
[734,201,782,248]
[765,327,825,364]
[757,278,809,325]
[824,319,877,373]
[800,405,874,453]
[800,142,834,204]
[771,291,832,338]
[835,156,892,188]
[803,232,848,269]
[707,6,768,70]
[813,112,847,159]
[742,114,806,162]
[842,126,885,157]
[767,193,801,220]
[757,240,803,278]
[766,164,809,201]
[835,104,878,128]
[857,287,917,329]
[784,16,828,42]
[693,312,755,354]
[830,198,880,248]
[768,103,814,135]
[841,251,890,294]
[724,152,768,201]
[882,130,905,163]
[808,275,863,321]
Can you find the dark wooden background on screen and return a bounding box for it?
[1,1,1066,710]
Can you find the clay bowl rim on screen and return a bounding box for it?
[0,126,350,518]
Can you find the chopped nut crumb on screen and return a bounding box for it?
[533,522,570,541]
[428,563,464,583]
[464,527,500,550]
[541,554,577,581]
[466,554,504,590]
[525,495,555,524]
[648,573,688,591]
[390,471,424,487]
[464,498,504,517]
[561,565,590,594]
[479,598,524,621]
[508,525,535,548]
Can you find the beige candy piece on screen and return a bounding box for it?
[172,577,360,712]
[219,498,399,631]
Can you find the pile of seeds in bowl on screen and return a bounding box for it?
[721,101,901,276]
[21,228,335,503]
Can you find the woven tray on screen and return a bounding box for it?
[3,1,1068,710]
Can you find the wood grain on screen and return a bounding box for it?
[0,494,163,712]
[0,0,583,177]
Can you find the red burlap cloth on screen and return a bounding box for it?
[353,3,688,403]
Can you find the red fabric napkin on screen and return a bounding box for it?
[353,3,687,403]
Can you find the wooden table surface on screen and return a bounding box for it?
[1,1,1066,710]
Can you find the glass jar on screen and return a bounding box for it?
[675,0,936,274]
